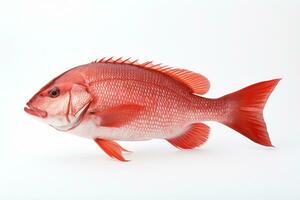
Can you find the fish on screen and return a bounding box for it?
[24,57,280,161]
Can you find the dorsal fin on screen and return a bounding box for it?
[92,57,210,95]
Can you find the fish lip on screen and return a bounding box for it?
[24,103,48,118]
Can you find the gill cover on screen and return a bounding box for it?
[69,84,92,117]
[52,83,92,131]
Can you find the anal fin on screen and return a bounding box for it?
[167,123,210,149]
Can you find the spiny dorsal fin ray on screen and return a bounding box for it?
[93,56,210,95]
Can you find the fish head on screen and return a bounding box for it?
[24,71,93,131]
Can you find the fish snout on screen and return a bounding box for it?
[24,102,48,118]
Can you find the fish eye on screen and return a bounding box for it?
[48,87,60,98]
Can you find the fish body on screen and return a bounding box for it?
[25,57,280,161]
[68,62,224,141]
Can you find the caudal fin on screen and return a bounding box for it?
[221,79,280,146]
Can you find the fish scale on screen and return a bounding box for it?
[88,80,193,138]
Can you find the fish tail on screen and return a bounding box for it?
[220,79,281,146]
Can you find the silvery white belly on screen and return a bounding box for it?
[68,120,186,141]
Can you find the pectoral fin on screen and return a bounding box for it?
[90,104,144,128]
[94,138,130,162]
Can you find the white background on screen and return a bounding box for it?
[0,0,299,199]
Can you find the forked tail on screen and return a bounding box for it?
[220,79,280,146]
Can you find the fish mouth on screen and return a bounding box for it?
[24,103,48,118]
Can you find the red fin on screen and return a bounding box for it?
[167,123,210,149]
[221,79,281,147]
[91,104,144,128]
[94,138,130,162]
[163,68,210,94]
[95,57,210,94]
